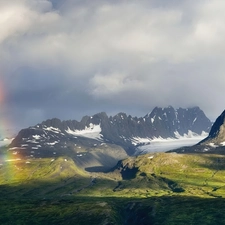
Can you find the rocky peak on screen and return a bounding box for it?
[40,118,63,130]
[91,112,108,124]
[199,110,225,145]
[209,110,225,138]
[114,112,128,120]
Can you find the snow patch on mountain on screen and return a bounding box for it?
[0,127,18,147]
[47,141,59,146]
[32,135,41,140]
[43,126,61,133]
[207,143,218,148]
[134,132,208,155]
[131,137,151,146]
[0,138,14,147]
[66,123,102,140]
[174,130,208,139]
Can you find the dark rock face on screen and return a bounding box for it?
[144,106,211,138]
[9,106,212,157]
[200,110,225,144]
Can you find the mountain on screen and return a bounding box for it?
[0,128,18,147]
[7,106,212,171]
[168,109,225,154]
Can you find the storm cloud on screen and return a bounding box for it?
[1,0,225,128]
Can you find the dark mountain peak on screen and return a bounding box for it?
[193,106,200,110]
[149,106,175,115]
[92,112,108,119]
[199,110,225,145]
[80,115,90,125]
[143,106,212,136]
[79,112,108,126]
[209,110,225,137]
[188,106,204,115]
[39,118,64,131]
[146,106,178,121]
[164,106,176,114]
[90,112,108,124]
[177,106,202,114]
[114,112,128,120]
[151,106,164,114]
[41,118,62,127]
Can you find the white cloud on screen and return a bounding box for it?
[0,4,30,43]
[2,0,223,68]
[90,72,144,97]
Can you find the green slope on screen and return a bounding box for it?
[1,152,225,224]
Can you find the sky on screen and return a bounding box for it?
[1,0,225,130]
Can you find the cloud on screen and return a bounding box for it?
[90,72,144,97]
[1,0,225,128]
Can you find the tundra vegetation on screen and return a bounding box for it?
[1,152,225,224]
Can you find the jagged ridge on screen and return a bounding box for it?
[9,106,211,157]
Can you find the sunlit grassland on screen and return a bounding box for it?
[1,152,225,224]
[1,153,225,198]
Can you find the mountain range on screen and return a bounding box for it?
[6,106,212,172]
[2,106,225,225]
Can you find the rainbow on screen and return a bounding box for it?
[0,80,4,104]
[0,80,23,183]
[0,79,14,145]
[0,80,6,138]
[0,150,21,183]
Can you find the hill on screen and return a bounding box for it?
[1,152,225,224]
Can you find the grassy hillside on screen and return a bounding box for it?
[114,152,225,198]
[1,152,225,224]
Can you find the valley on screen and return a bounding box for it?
[1,152,225,224]
[0,107,225,224]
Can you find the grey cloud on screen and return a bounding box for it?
[1,0,225,129]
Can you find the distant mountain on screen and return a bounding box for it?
[6,106,212,171]
[0,128,17,140]
[168,109,225,154]
[0,128,18,147]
